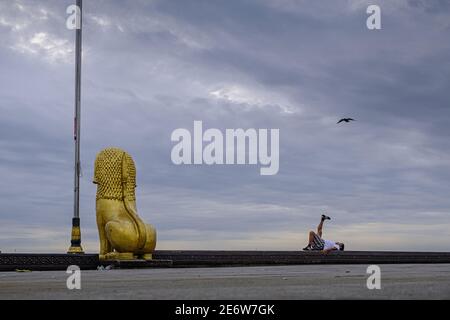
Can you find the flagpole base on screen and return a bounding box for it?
[68,217,84,254]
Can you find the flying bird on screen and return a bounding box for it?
[337,118,355,124]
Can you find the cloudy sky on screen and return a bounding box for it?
[0,0,449,253]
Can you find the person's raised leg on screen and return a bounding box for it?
[317,214,331,237]
[317,220,324,238]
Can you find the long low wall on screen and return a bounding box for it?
[154,250,450,267]
[1,251,450,271]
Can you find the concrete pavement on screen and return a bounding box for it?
[0,264,449,299]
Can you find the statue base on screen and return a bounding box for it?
[100,252,153,261]
[99,259,172,269]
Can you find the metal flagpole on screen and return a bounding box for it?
[68,0,84,254]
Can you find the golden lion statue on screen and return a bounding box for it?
[94,148,156,260]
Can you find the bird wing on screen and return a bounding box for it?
[348,118,355,121]
[337,119,344,124]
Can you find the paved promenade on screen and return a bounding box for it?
[1,264,449,299]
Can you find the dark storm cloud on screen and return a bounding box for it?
[0,0,449,252]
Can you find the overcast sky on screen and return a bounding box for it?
[0,0,449,253]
